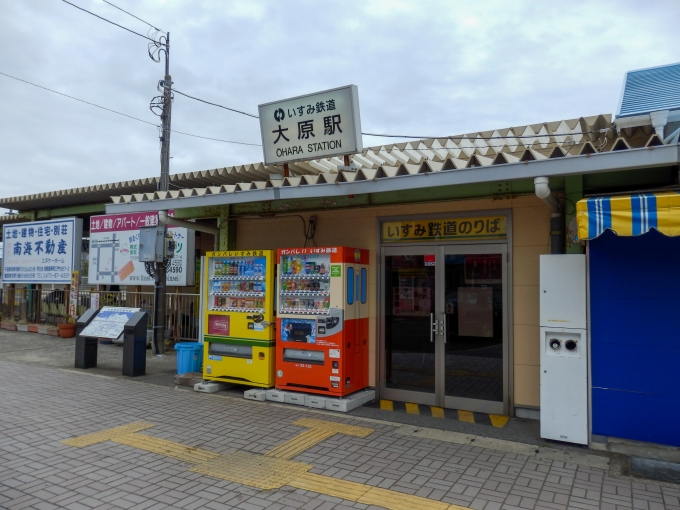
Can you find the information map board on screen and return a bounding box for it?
[80,307,141,339]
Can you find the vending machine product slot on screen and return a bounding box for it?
[208,343,252,360]
[283,349,325,365]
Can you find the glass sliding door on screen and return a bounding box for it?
[381,243,508,414]
[440,245,507,414]
[382,247,437,405]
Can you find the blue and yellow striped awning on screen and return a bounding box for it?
[577,191,680,240]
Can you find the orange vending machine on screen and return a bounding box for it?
[275,246,369,396]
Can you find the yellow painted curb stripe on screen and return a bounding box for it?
[61,422,155,448]
[380,399,394,411]
[489,414,510,428]
[405,402,420,415]
[458,410,475,423]
[431,406,445,418]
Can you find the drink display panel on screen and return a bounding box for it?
[209,256,267,313]
[279,253,331,315]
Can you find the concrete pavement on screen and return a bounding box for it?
[1,353,680,510]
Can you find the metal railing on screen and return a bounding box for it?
[0,288,200,342]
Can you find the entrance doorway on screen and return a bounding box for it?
[381,244,508,414]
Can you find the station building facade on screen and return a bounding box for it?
[2,111,680,449]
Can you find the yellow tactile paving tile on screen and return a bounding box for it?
[490,414,510,428]
[380,399,394,411]
[191,450,312,490]
[431,406,446,418]
[112,433,219,464]
[457,410,475,423]
[60,422,155,448]
[358,486,451,510]
[264,428,336,460]
[291,417,374,437]
[405,402,420,415]
[61,421,476,509]
[288,472,371,500]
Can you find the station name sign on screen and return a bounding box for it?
[381,215,507,243]
[258,85,362,165]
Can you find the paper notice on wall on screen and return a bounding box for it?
[458,287,493,337]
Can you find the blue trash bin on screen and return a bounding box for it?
[174,342,203,374]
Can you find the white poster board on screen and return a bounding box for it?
[458,287,494,338]
[1,218,83,284]
[80,306,141,339]
[88,212,194,286]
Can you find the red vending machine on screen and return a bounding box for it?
[276,246,369,396]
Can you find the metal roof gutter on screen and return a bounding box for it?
[105,144,680,215]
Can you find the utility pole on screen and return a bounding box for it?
[149,32,171,355]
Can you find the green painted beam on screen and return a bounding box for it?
[35,203,105,219]
[565,175,584,254]
[217,209,235,251]
[583,166,675,191]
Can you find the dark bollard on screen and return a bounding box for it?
[75,309,99,369]
[122,311,148,377]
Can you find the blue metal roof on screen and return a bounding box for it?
[617,62,680,118]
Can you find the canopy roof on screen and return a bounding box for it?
[577,191,680,240]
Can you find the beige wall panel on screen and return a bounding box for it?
[514,364,540,407]
[234,198,542,402]
[513,285,539,326]
[513,206,551,247]
[513,324,540,366]
[513,245,549,287]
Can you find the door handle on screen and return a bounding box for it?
[440,312,446,343]
[430,313,435,342]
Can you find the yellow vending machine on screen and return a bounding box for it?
[202,250,276,387]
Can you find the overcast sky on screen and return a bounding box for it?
[1,0,679,208]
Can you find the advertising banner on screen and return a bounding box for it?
[1,218,83,284]
[259,85,362,165]
[69,271,79,318]
[88,212,195,286]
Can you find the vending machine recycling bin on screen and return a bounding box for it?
[202,250,276,387]
[275,246,369,396]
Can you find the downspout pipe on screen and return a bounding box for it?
[158,210,220,251]
[534,177,565,254]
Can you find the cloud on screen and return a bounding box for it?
[1,0,679,203]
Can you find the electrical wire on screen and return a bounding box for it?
[173,89,259,119]
[101,0,164,32]
[60,0,156,42]
[0,71,261,146]
[169,89,606,142]
[362,130,606,140]
[0,71,158,126]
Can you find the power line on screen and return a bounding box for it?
[362,130,605,140]
[173,88,259,118]
[60,0,155,42]
[0,71,261,146]
[101,0,163,32]
[170,88,604,141]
